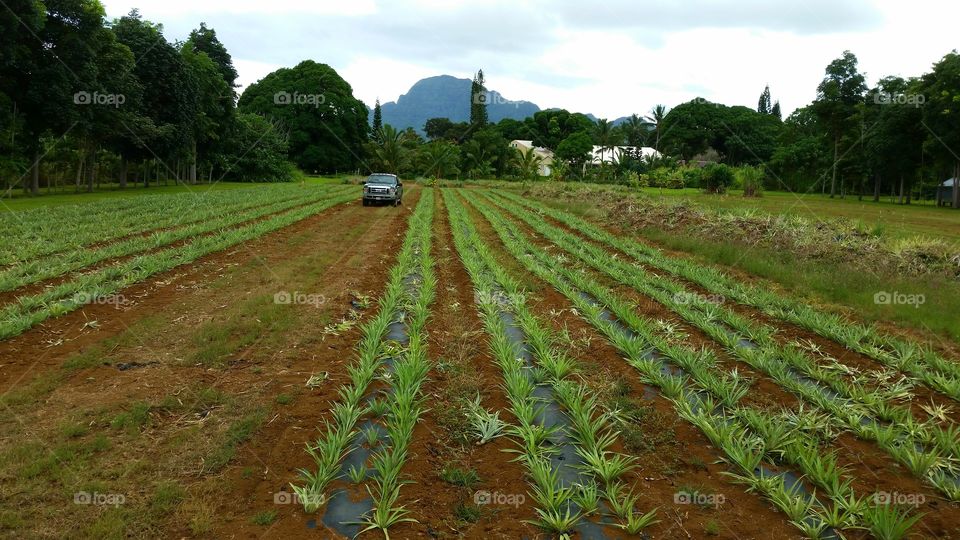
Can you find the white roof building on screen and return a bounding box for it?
[509,140,555,176]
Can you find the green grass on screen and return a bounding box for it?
[439,465,481,488]
[203,408,267,473]
[110,402,152,433]
[0,181,274,212]
[635,225,960,342]
[251,510,278,526]
[149,481,186,515]
[453,502,483,523]
[644,187,959,234]
[190,295,298,367]
[538,184,960,244]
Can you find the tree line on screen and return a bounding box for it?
[658,51,960,206]
[0,2,330,195]
[3,4,958,206]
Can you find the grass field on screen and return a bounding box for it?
[1,182,959,539]
[0,176,344,212]
[541,185,960,244]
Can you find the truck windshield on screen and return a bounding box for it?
[367,176,397,185]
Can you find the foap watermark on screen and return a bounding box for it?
[873,92,925,108]
[74,491,126,507]
[274,291,326,308]
[74,91,125,107]
[274,91,326,107]
[472,92,523,109]
[874,491,925,508]
[75,292,127,309]
[474,490,525,508]
[673,291,726,306]
[674,490,725,508]
[273,491,325,507]
[874,291,925,309]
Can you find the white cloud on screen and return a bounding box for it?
[100,0,960,120]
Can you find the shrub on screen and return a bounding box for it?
[648,167,685,189]
[621,171,649,189]
[702,164,735,194]
[681,167,704,189]
[738,165,765,197]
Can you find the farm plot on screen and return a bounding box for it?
[4,184,959,539]
[450,188,960,539]
[0,184,357,339]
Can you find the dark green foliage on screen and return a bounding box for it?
[701,163,735,193]
[659,99,782,164]
[469,69,488,127]
[758,85,772,115]
[238,60,368,174]
[186,23,239,89]
[555,131,594,170]
[372,99,383,136]
[217,113,294,182]
[440,465,481,488]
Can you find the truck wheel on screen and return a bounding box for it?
[362,199,369,207]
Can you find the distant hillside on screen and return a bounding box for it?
[371,75,640,134]
[374,75,540,133]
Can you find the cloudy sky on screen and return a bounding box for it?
[101,0,959,119]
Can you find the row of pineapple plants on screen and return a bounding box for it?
[468,192,925,540]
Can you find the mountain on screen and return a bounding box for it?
[374,75,540,133]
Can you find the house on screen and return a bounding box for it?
[509,140,555,176]
[937,178,957,207]
[590,146,661,165]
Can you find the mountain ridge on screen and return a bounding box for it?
[371,75,633,134]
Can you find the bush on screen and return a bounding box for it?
[702,164,735,194]
[681,167,704,189]
[648,167,685,189]
[620,171,649,189]
[737,165,765,197]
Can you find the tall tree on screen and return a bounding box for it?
[417,141,459,179]
[185,23,238,90]
[813,51,866,198]
[647,104,669,151]
[181,45,231,183]
[114,10,196,182]
[555,131,594,175]
[620,114,653,147]
[922,52,960,209]
[372,98,383,137]
[469,69,488,127]
[3,0,108,194]
[771,101,782,121]
[758,85,772,115]
[238,60,369,173]
[592,118,621,163]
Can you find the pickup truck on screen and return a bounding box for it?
[362,173,403,206]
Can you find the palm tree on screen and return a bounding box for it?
[646,104,668,151]
[461,139,494,179]
[593,118,621,165]
[373,125,409,172]
[417,141,460,180]
[622,114,654,147]
[511,146,544,180]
